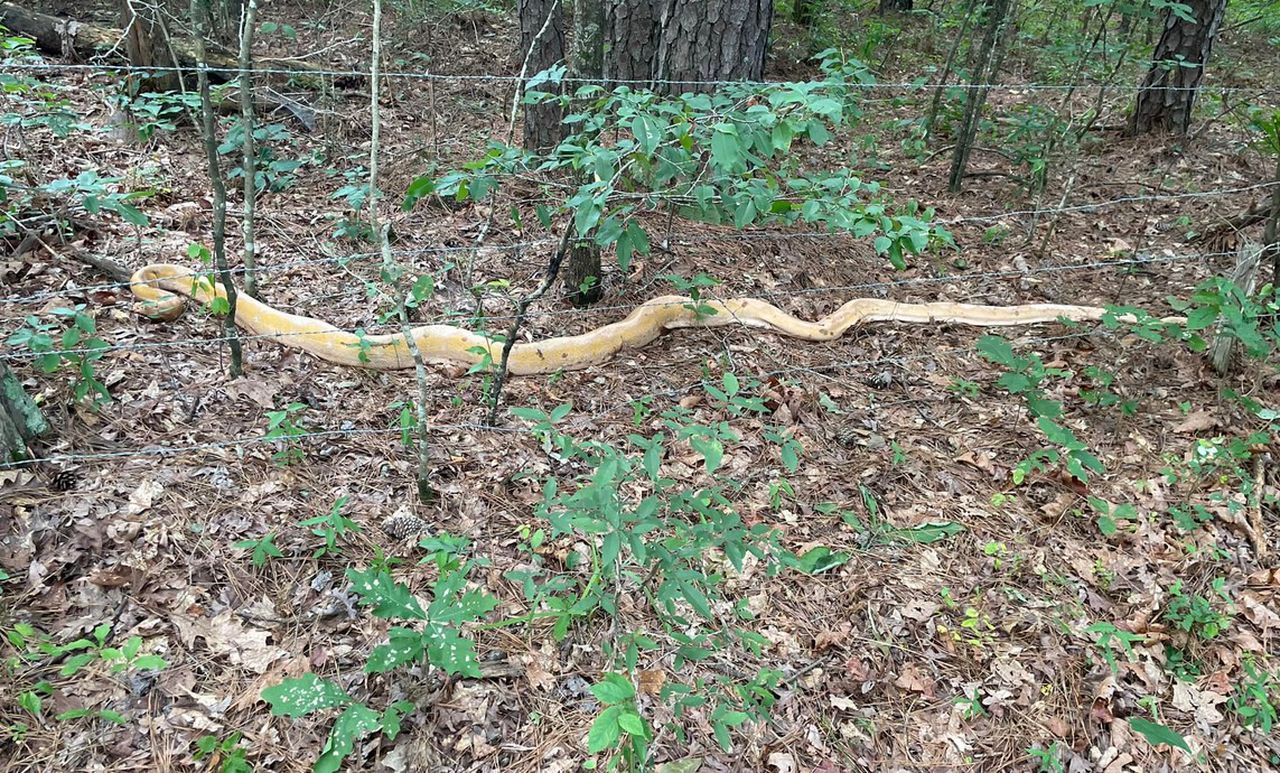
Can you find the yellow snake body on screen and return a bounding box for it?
[128,264,1174,375]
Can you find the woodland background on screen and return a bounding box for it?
[1,0,1279,770]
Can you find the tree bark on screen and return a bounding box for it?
[654,0,772,93]
[1129,0,1226,136]
[565,0,603,305]
[602,0,772,94]
[604,0,662,86]
[119,0,180,91]
[518,0,566,153]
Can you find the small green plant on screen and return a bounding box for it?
[299,496,362,558]
[953,688,987,720]
[4,622,167,726]
[586,673,652,766]
[262,561,494,772]
[116,90,201,140]
[264,402,308,465]
[1085,621,1146,673]
[1162,579,1232,640]
[234,533,284,567]
[948,377,981,397]
[1027,741,1064,773]
[975,334,1105,482]
[665,272,723,319]
[7,306,111,407]
[1230,657,1279,734]
[1088,497,1136,537]
[193,731,253,773]
[218,121,308,192]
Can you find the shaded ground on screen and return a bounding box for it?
[1,3,1279,772]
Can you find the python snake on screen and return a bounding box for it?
[128,263,1181,375]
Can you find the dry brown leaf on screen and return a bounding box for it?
[125,480,164,516]
[894,663,935,697]
[1173,410,1218,434]
[765,752,795,773]
[1172,681,1227,726]
[638,668,667,695]
[899,598,940,622]
[172,610,287,674]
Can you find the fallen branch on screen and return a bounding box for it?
[0,3,352,85]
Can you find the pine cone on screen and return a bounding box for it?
[380,512,431,540]
[48,468,78,492]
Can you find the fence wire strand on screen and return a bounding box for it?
[5,60,1280,96]
[3,177,1274,308]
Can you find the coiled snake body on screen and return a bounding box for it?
[128,263,1178,375]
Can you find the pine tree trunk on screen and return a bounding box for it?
[603,0,772,94]
[519,0,566,153]
[1129,0,1226,136]
[604,0,663,86]
[566,0,603,305]
[654,0,772,94]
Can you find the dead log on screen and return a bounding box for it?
[1,361,48,465]
[0,3,356,86]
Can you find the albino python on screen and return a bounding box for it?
[128,263,1180,375]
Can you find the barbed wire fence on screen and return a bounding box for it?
[2,48,1277,474]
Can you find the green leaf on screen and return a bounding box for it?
[315,703,381,773]
[114,203,149,226]
[591,673,636,705]
[132,654,167,671]
[679,578,714,619]
[709,126,741,172]
[345,567,427,620]
[617,710,647,736]
[1036,417,1077,447]
[261,673,350,717]
[1128,717,1191,754]
[688,435,723,473]
[587,705,623,753]
[975,335,1017,366]
[793,546,850,574]
[367,628,425,673]
[886,520,964,544]
[425,626,485,677]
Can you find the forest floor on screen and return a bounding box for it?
[2,2,1279,772]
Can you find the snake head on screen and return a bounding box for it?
[129,264,189,322]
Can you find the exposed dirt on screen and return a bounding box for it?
[2,3,1279,773]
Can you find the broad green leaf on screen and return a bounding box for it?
[887,520,964,544]
[617,709,647,736]
[366,628,425,673]
[261,673,350,717]
[975,335,1016,366]
[689,436,723,473]
[793,546,849,574]
[591,673,636,704]
[1128,717,1191,754]
[587,705,623,753]
[315,703,381,773]
[345,567,427,620]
